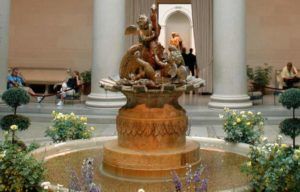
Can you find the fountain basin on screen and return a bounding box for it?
[32,136,251,192]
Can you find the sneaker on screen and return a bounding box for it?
[57,100,64,106]
[37,97,42,103]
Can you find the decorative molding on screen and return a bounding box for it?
[117,116,187,136]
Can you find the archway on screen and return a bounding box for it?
[166,11,191,50]
[158,4,195,50]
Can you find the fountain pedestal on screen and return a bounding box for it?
[101,90,200,179]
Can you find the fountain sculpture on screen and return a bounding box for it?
[99,4,205,180]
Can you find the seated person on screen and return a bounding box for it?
[7,68,43,102]
[281,62,300,89]
[57,71,81,106]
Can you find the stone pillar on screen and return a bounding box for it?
[0,0,11,101]
[86,0,126,108]
[208,0,252,108]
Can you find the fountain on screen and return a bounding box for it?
[33,5,251,192]
[98,4,203,181]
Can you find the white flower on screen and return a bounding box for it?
[0,150,6,159]
[261,137,268,143]
[219,114,224,119]
[247,111,253,115]
[56,184,63,190]
[10,124,18,131]
[138,189,145,192]
[41,181,51,188]
[240,111,245,114]
[257,112,261,115]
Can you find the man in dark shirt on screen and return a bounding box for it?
[186,48,198,77]
[181,47,188,66]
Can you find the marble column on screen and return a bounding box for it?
[86,0,126,108]
[0,0,11,102]
[208,0,252,108]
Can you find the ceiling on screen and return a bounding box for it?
[158,0,191,4]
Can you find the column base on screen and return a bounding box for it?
[208,94,252,109]
[85,93,126,108]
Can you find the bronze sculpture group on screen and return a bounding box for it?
[120,5,187,88]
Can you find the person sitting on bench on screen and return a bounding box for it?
[281,62,300,89]
[57,70,81,106]
[7,67,44,102]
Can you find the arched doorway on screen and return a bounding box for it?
[158,4,195,51]
[166,11,191,50]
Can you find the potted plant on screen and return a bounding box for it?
[81,70,91,95]
[247,63,272,94]
[279,88,300,149]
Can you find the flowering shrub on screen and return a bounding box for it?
[241,137,300,192]
[0,138,45,192]
[220,108,264,144]
[45,111,95,143]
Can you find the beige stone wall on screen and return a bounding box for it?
[8,0,300,85]
[8,0,93,72]
[247,0,300,74]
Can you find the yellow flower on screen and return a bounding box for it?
[236,118,241,123]
[281,144,288,148]
[246,161,252,167]
[90,126,95,131]
[247,111,253,115]
[246,122,251,126]
[52,110,56,116]
[10,125,18,131]
[70,112,75,116]
[80,116,88,123]
[0,151,6,159]
[295,149,300,155]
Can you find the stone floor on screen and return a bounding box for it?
[0,93,299,145]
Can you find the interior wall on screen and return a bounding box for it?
[166,12,191,49]
[8,0,300,81]
[246,0,300,77]
[8,0,93,72]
